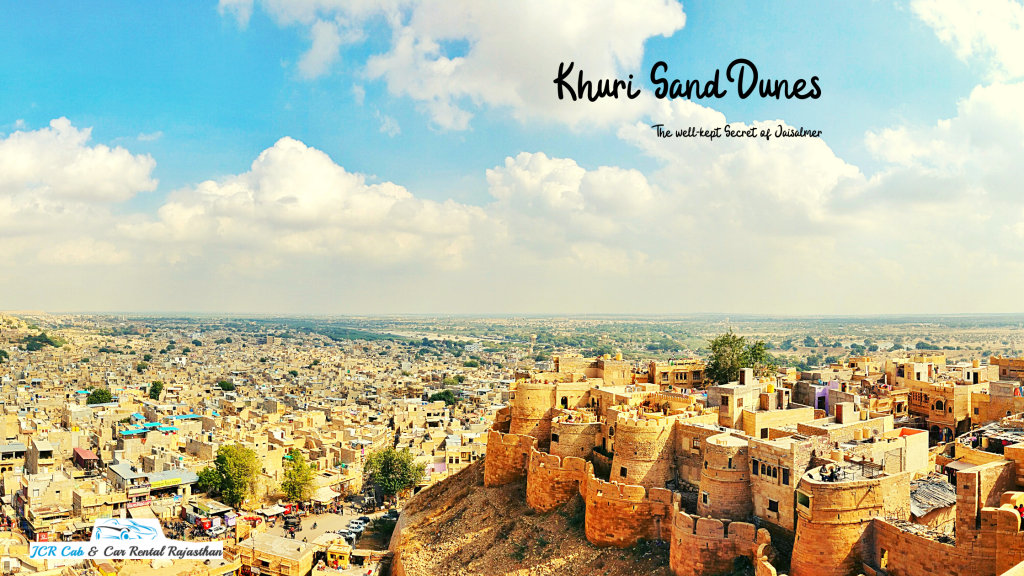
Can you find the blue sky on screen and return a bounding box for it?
[0,0,982,202]
[1,0,1022,313]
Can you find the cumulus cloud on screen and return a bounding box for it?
[0,118,157,203]
[222,0,683,129]
[120,137,487,268]
[912,0,1024,81]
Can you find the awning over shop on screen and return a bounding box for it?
[258,505,286,516]
[312,487,341,503]
[128,506,158,519]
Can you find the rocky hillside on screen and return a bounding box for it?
[391,459,673,576]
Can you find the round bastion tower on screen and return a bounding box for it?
[697,433,753,521]
[551,418,602,460]
[608,415,675,490]
[509,382,557,450]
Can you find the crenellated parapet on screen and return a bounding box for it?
[669,506,770,576]
[581,463,676,547]
[608,413,678,490]
[483,429,538,487]
[525,448,588,512]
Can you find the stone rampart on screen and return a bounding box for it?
[509,382,557,450]
[525,448,587,512]
[669,507,770,576]
[551,418,601,460]
[609,414,677,490]
[790,471,911,576]
[483,429,537,487]
[581,465,675,547]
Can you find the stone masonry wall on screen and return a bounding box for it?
[483,429,537,487]
[581,467,675,547]
[551,418,601,460]
[669,506,770,576]
[525,448,587,512]
[609,415,676,490]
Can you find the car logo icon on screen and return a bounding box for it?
[92,520,162,541]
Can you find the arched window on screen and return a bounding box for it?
[561,396,568,409]
[934,400,944,412]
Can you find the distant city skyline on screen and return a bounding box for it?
[2,1,1022,314]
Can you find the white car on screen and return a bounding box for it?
[207,526,228,537]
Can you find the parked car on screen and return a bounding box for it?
[207,526,228,537]
[358,516,371,523]
[383,510,399,520]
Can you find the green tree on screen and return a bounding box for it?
[705,331,748,385]
[192,339,202,347]
[281,449,316,502]
[705,331,777,386]
[142,353,153,362]
[0,350,7,364]
[429,389,457,406]
[198,466,221,494]
[463,360,480,368]
[149,381,164,400]
[364,448,426,499]
[212,444,260,508]
[86,389,112,404]
[217,380,235,391]
[288,369,299,377]
[135,361,149,374]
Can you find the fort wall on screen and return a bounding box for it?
[697,433,753,521]
[483,429,537,487]
[609,415,676,490]
[790,471,911,576]
[525,448,587,512]
[668,508,770,576]
[551,418,601,460]
[509,382,557,451]
[581,466,675,547]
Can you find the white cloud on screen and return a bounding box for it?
[375,110,400,136]
[0,117,157,202]
[138,131,163,142]
[120,137,487,268]
[219,0,255,28]
[352,84,365,105]
[224,0,684,130]
[297,19,344,79]
[912,0,1024,80]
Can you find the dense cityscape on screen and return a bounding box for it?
[3,313,1024,575]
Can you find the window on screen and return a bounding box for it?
[702,492,709,505]
[608,427,614,437]
[760,428,769,439]
[692,438,700,449]
[880,548,888,569]
[737,398,744,408]
[797,491,811,508]
[771,467,778,479]
[974,408,979,415]
[722,396,729,406]
[768,499,779,513]
[561,396,568,409]
[782,468,790,486]
[620,467,627,478]
[510,392,516,400]
[551,433,559,443]
[728,457,733,469]
[704,460,709,469]
[752,458,759,475]
[761,462,766,475]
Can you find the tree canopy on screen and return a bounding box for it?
[86,388,113,404]
[429,389,457,406]
[281,449,316,502]
[704,330,777,386]
[199,444,260,508]
[364,448,426,497]
[149,381,163,400]
[217,380,235,391]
